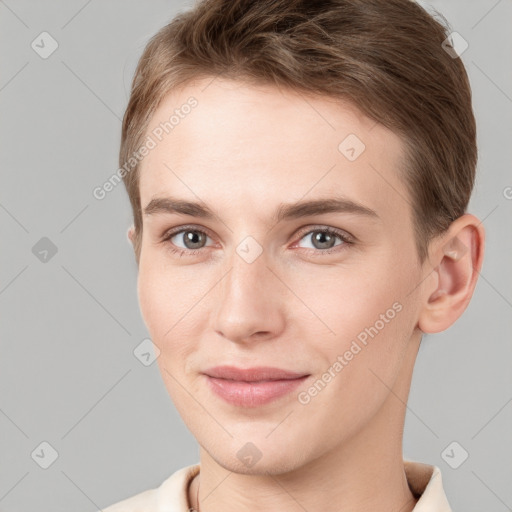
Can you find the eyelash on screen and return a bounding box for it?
[160,225,354,258]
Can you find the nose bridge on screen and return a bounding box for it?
[218,228,270,294]
[211,241,285,342]
[221,244,270,310]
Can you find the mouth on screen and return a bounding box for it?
[202,366,310,407]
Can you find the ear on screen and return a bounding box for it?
[127,225,135,245]
[418,214,485,334]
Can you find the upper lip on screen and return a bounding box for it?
[203,366,309,382]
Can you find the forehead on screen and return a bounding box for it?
[138,77,409,225]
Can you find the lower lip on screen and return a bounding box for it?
[205,375,309,407]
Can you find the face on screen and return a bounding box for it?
[135,77,426,474]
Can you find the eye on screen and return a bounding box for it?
[161,226,214,256]
[160,224,354,258]
[295,226,353,254]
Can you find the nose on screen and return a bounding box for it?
[210,249,286,345]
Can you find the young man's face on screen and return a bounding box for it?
[135,77,429,474]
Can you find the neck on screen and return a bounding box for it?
[189,334,422,512]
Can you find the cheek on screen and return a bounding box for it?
[137,264,200,416]
[137,265,166,342]
[288,262,404,340]
[294,280,413,437]
[137,254,215,363]
[295,261,413,385]
[137,259,186,344]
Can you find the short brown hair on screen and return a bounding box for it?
[120,0,476,265]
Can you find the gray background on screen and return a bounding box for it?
[0,0,511,510]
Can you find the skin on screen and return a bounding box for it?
[128,77,485,512]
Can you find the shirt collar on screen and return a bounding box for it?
[154,460,452,511]
[405,460,452,511]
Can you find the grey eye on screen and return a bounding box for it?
[171,230,210,250]
[298,230,343,250]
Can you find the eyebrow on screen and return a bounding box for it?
[143,195,379,222]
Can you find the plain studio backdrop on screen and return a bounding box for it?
[0,1,511,511]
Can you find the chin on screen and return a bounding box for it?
[203,435,313,477]
[217,452,307,476]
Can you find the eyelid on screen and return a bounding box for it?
[161,224,215,246]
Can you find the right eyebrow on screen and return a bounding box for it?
[144,197,216,219]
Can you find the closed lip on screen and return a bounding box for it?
[203,366,309,382]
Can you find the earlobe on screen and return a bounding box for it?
[418,214,485,334]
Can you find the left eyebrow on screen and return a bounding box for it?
[143,195,380,222]
[274,196,380,223]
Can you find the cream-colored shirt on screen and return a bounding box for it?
[102,460,452,511]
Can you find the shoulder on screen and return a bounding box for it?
[102,463,200,512]
[102,487,157,512]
